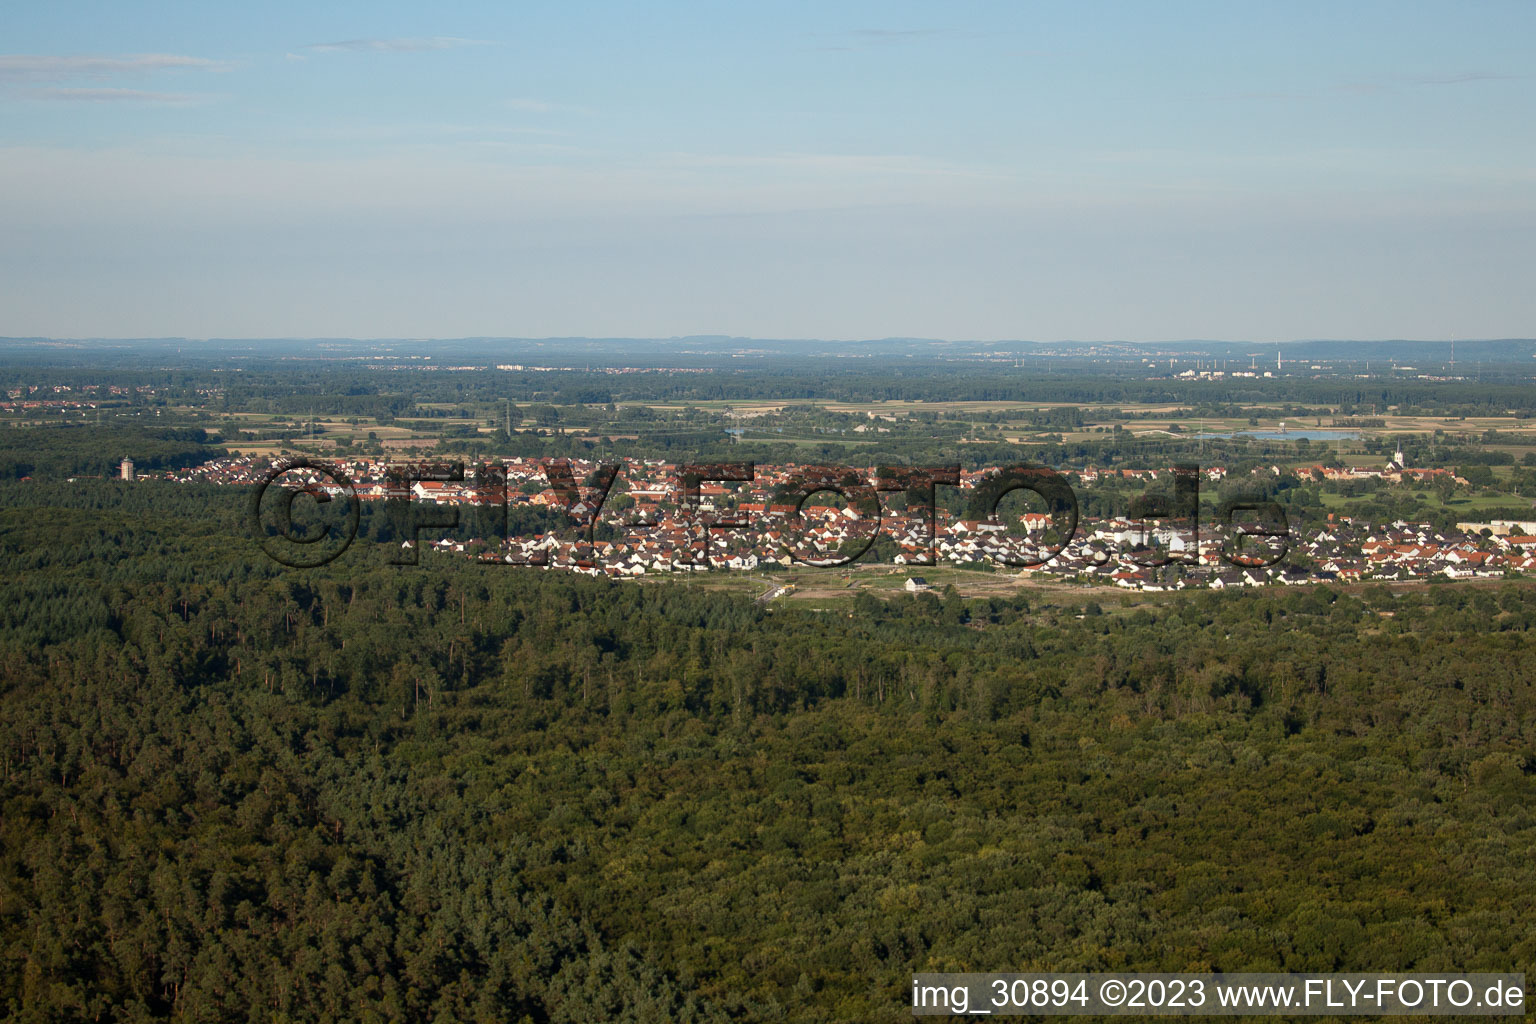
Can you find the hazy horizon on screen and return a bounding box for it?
[4,1,1534,341]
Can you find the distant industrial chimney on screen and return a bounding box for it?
[120,457,134,481]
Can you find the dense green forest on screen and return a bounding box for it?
[0,427,224,482]
[2,479,1535,1021]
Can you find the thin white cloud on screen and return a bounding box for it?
[307,37,489,53]
[24,87,210,105]
[808,28,947,51]
[0,143,1029,229]
[1406,71,1522,86]
[504,97,593,116]
[661,151,1003,182]
[1338,71,1523,94]
[849,28,946,41]
[0,53,227,81]
[283,122,572,143]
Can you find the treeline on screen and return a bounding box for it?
[0,426,224,481]
[12,359,1536,413]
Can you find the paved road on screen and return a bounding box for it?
[756,583,791,604]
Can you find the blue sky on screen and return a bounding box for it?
[2,1,1533,341]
